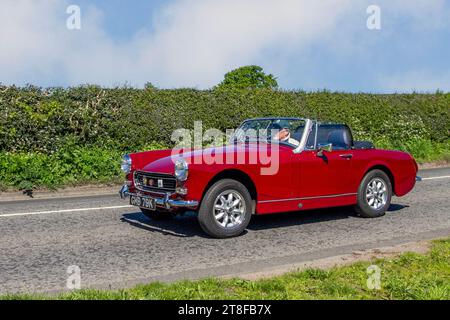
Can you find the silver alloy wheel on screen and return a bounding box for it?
[213,190,246,228]
[366,178,388,210]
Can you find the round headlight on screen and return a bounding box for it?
[121,154,132,174]
[174,158,188,181]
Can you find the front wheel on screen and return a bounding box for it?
[355,169,392,218]
[198,179,252,238]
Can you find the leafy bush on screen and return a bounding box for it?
[0,147,123,190]
[0,85,448,189]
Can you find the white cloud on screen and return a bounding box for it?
[139,0,362,87]
[0,0,448,90]
[0,0,355,88]
[0,0,121,86]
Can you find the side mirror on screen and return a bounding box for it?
[317,143,332,157]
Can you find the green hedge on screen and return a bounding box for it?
[0,85,449,189]
[0,147,123,190]
[1,85,449,152]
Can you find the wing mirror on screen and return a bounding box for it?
[317,143,332,157]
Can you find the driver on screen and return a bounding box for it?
[272,127,300,146]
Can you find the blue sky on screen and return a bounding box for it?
[74,0,168,41]
[1,0,449,92]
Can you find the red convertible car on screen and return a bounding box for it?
[119,118,419,238]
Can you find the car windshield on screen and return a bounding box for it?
[231,118,306,147]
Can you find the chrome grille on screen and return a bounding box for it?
[134,171,176,193]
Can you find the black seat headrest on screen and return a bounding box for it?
[327,130,351,149]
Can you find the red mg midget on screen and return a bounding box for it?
[119,118,420,238]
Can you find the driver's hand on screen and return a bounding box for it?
[275,129,290,141]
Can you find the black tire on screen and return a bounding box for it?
[141,208,175,220]
[198,179,253,238]
[355,169,392,218]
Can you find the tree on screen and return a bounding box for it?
[216,65,278,90]
[144,82,158,90]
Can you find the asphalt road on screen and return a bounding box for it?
[0,168,449,294]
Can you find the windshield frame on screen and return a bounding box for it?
[231,117,313,153]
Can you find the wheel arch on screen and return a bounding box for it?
[362,164,396,195]
[200,169,257,214]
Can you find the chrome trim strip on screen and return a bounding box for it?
[313,121,318,150]
[119,185,130,199]
[259,193,357,204]
[119,185,198,209]
[259,197,304,203]
[293,119,313,154]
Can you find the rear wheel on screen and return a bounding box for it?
[355,169,392,218]
[141,208,175,220]
[198,179,252,238]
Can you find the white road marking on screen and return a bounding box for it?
[0,205,133,218]
[421,175,450,181]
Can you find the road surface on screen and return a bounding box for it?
[0,168,449,294]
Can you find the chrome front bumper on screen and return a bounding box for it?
[119,185,198,210]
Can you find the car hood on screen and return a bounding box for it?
[140,142,279,173]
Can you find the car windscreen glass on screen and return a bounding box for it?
[232,119,306,147]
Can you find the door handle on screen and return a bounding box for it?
[339,154,353,159]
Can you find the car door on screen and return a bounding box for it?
[292,124,355,199]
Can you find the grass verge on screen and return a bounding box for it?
[2,238,449,300]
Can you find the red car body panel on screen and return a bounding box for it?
[126,140,418,215]
[129,149,174,172]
